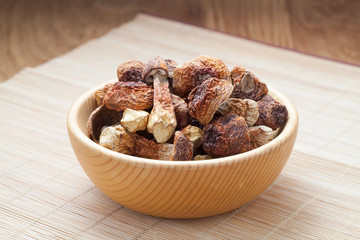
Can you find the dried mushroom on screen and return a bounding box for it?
[248,125,274,150]
[117,60,145,82]
[120,108,149,133]
[218,98,259,126]
[86,105,123,142]
[188,78,233,125]
[170,131,193,161]
[89,56,288,160]
[95,83,113,106]
[180,125,203,149]
[132,134,174,160]
[230,66,268,101]
[171,94,190,129]
[99,125,174,160]
[172,55,230,97]
[194,55,230,83]
[103,81,154,111]
[255,95,288,130]
[164,59,178,79]
[142,56,169,86]
[99,125,135,154]
[145,56,177,143]
[202,114,250,157]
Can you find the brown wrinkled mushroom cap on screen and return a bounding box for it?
[103,81,154,111]
[117,61,145,82]
[86,105,123,142]
[202,114,250,157]
[142,56,169,86]
[172,55,230,97]
[194,55,229,82]
[230,66,268,101]
[188,78,233,125]
[171,94,190,129]
[164,59,178,79]
[170,131,193,161]
[255,95,288,130]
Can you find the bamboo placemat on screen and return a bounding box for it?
[1,14,360,239]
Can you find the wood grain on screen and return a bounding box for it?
[1,14,360,238]
[142,0,360,65]
[67,82,298,218]
[0,0,139,81]
[1,0,360,81]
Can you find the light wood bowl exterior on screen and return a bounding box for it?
[67,81,298,219]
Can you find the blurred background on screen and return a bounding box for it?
[1,0,359,81]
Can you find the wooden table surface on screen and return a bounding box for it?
[1,14,360,239]
[1,0,360,81]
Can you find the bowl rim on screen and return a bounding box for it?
[67,80,298,168]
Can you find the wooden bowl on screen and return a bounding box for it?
[67,81,298,219]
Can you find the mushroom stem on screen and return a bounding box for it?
[133,133,174,160]
[99,125,174,160]
[147,71,177,143]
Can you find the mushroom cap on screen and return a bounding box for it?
[170,131,193,161]
[164,58,178,79]
[202,113,250,157]
[230,66,268,101]
[195,55,230,81]
[142,56,169,86]
[117,60,145,82]
[255,95,288,130]
[103,81,154,111]
[172,55,230,97]
[86,105,123,142]
[188,78,233,125]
